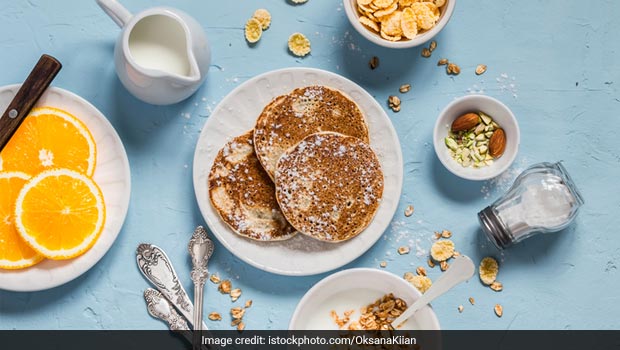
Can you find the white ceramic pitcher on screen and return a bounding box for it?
[97,0,211,105]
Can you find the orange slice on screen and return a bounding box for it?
[14,169,105,260]
[0,107,96,177]
[0,172,44,269]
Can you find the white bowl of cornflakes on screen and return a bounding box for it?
[343,0,456,48]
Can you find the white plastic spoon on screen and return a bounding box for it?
[391,255,475,328]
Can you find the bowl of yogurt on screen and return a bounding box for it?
[289,268,440,330]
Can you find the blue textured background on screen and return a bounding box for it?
[1,0,619,330]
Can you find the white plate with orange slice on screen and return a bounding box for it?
[0,85,130,292]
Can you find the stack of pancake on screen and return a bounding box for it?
[208,86,384,243]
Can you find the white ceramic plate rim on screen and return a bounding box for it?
[0,84,131,292]
[288,268,441,330]
[193,67,403,276]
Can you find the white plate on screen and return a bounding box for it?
[289,268,441,330]
[0,85,131,292]
[193,68,403,276]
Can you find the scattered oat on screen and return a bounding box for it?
[210,274,221,284]
[429,40,437,52]
[398,246,410,255]
[245,300,253,308]
[416,266,427,276]
[479,257,499,285]
[433,231,442,240]
[490,281,503,292]
[447,63,461,75]
[244,18,262,43]
[388,95,401,112]
[237,322,245,331]
[231,307,245,320]
[427,258,435,268]
[288,32,311,57]
[468,297,475,305]
[231,318,242,326]
[476,64,487,75]
[404,204,414,216]
[441,230,452,238]
[230,288,242,302]
[219,280,232,294]
[494,304,503,317]
[369,56,379,70]
[453,251,461,257]
[437,58,448,66]
[421,48,431,58]
[399,84,411,94]
[430,239,455,261]
[208,312,222,321]
[380,261,387,268]
[252,9,272,30]
[458,305,464,313]
[440,260,449,271]
[404,272,432,293]
[290,0,308,3]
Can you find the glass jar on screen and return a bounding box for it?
[478,162,584,249]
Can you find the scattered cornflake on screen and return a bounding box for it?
[416,266,427,276]
[208,312,222,321]
[427,258,436,268]
[468,297,475,305]
[210,274,221,284]
[479,257,499,285]
[369,56,380,70]
[244,18,262,43]
[494,304,503,317]
[490,281,503,292]
[441,230,452,238]
[230,288,242,302]
[430,239,455,261]
[404,205,414,216]
[458,305,464,313]
[398,246,410,255]
[219,280,232,294]
[245,300,253,308]
[404,272,432,293]
[252,9,272,30]
[440,260,449,271]
[231,307,245,320]
[380,261,387,268]
[237,322,245,332]
[288,32,311,57]
[475,64,487,75]
[399,84,412,94]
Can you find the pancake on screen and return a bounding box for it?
[274,132,383,243]
[209,131,296,241]
[254,86,370,179]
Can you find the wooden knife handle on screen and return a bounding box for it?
[0,54,62,151]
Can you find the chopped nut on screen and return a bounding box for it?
[447,63,461,75]
[427,258,435,268]
[441,230,452,238]
[230,288,242,302]
[437,58,449,66]
[430,239,455,261]
[380,261,387,268]
[404,205,414,217]
[490,281,503,292]
[440,260,449,271]
[244,300,253,308]
[458,305,464,313]
[398,246,410,255]
[416,266,427,276]
[494,304,503,317]
[475,64,487,75]
[208,312,222,321]
[218,280,232,294]
[479,257,499,285]
[399,84,411,94]
[421,48,431,58]
[231,307,245,319]
[468,297,475,305]
[429,40,437,52]
[369,56,379,70]
[237,322,245,331]
[209,274,221,284]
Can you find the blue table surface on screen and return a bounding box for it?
[0,0,619,330]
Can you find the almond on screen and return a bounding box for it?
[451,113,480,132]
[489,128,506,158]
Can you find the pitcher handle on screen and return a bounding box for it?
[96,0,132,28]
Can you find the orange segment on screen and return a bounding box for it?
[0,107,96,177]
[0,172,44,269]
[14,169,105,260]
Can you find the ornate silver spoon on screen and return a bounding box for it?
[188,226,214,349]
[144,288,189,331]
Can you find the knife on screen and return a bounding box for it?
[0,54,62,152]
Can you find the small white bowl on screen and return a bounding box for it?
[433,95,520,181]
[289,268,440,330]
[343,0,456,49]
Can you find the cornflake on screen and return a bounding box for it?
[479,257,499,285]
[252,9,272,30]
[404,272,432,293]
[219,280,232,294]
[430,239,455,261]
[288,33,311,57]
[244,18,262,43]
